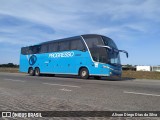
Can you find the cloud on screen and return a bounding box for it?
[0,0,160,64]
[0,0,159,36]
[0,0,159,43]
[0,14,55,45]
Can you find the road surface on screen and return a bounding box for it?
[0,72,160,119]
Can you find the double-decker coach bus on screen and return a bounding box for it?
[20,34,128,79]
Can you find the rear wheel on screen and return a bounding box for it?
[80,68,89,79]
[35,67,40,76]
[29,68,34,76]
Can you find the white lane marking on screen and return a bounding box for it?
[4,79,25,82]
[43,83,81,88]
[124,91,160,97]
[59,88,72,92]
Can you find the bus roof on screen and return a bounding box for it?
[40,34,111,45]
[22,34,111,47]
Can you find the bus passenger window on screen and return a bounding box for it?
[48,42,59,52]
[70,39,85,51]
[59,41,70,51]
[40,44,48,53]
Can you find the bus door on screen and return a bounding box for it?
[40,53,51,73]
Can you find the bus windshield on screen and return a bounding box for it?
[102,36,121,65]
[83,35,121,65]
[83,35,108,63]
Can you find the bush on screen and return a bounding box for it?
[0,63,19,68]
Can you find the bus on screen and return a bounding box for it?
[20,34,128,79]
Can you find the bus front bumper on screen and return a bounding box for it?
[103,65,122,77]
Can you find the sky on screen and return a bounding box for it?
[0,0,160,65]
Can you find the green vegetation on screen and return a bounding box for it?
[0,63,19,73]
[0,63,19,68]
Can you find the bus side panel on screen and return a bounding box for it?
[20,51,116,76]
[68,50,90,74]
[45,50,90,75]
[51,56,67,74]
[37,53,51,73]
[19,54,30,73]
[87,62,121,76]
[84,59,111,76]
[85,61,101,75]
[89,63,110,76]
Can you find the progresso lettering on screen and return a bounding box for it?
[49,52,74,58]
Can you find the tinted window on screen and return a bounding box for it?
[102,36,120,65]
[49,42,58,52]
[32,45,40,54]
[59,41,70,51]
[91,47,108,63]
[102,36,117,49]
[84,36,104,48]
[40,44,48,53]
[70,39,85,51]
[21,45,40,55]
[84,36,108,63]
[21,47,29,55]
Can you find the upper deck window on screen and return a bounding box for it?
[70,39,85,51]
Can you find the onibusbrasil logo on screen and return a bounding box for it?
[29,55,37,65]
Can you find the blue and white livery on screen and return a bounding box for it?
[20,34,128,79]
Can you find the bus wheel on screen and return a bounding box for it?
[80,68,89,79]
[94,76,101,80]
[29,68,34,76]
[35,67,40,76]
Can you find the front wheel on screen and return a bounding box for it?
[80,68,89,79]
[29,68,34,76]
[35,67,40,76]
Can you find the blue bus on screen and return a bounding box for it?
[20,34,128,79]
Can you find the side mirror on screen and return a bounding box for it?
[126,53,128,58]
[119,50,129,58]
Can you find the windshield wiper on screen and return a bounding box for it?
[97,45,128,58]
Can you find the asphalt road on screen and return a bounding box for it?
[0,72,160,119]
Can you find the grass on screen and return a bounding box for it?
[0,67,160,80]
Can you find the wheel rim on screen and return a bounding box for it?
[35,69,39,75]
[82,71,87,77]
[30,69,33,74]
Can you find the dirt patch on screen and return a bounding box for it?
[0,67,19,73]
[122,71,160,80]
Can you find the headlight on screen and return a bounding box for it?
[103,65,114,70]
[103,65,109,68]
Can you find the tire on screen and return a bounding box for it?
[29,68,34,76]
[94,76,101,80]
[80,68,89,79]
[35,67,40,76]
